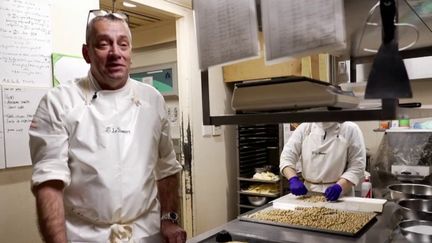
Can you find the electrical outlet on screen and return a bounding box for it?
[212,125,222,136]
[202,125,212,137]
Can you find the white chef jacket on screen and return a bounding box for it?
[30,73,182,242]
[280,122,365,194]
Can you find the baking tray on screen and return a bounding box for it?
[238,203,377,237]
[239,191,279,197]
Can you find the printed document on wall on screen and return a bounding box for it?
[261,0,346,62]
[193,0,259,70]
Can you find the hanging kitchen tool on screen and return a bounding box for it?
[365,0,413,99]
[357,1,419,55]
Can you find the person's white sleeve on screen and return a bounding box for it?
[29,91,71,189]
[279,123,308,174]
[340,122,366,186]
[154,101,182,180]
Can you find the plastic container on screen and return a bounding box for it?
[391,120,399,128]
[379,121,389,129]
[399,117,410,128]
[361,177,372,198]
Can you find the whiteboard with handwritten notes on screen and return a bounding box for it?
[2,86,48,167]
[0,0,52,168]
[0,0,52,87]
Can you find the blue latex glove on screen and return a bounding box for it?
[288,176,308,196]
[325,184,342,201]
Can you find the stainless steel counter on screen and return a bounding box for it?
[187,202,411,243]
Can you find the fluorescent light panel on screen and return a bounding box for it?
[123,1,137,8]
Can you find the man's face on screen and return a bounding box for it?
[83,19,131,89]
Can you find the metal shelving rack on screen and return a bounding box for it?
[236,124,287,215]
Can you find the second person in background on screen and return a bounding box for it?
[280,122,366,201]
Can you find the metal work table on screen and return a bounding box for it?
[187,202,411,243]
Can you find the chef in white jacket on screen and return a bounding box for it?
[280,122,366,201]
[30,10,186,243]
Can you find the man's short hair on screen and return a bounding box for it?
[85,14,132,45]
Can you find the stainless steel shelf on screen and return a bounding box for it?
[208,107,390,125]
[238,204,257,209]
[201,71,432,125]
[239,191,280,198]
[207,108,432,125]
[384,128,432,132]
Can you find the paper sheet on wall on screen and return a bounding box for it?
[0,0,52,87]
[52,53,89,86]
[3,85,48,167]
[193,0,259,70]
[261,0,346,63]
[142,77,153,86]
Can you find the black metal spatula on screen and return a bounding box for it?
[365,0,412,99]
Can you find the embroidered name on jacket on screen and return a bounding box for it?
[105,126,131,134]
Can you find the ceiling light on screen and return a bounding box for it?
[122,1,137,8]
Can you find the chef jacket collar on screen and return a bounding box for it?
[316,122,339,130]
[88,71,132,93]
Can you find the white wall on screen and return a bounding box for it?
[131,42,177,68]
[0,168,41,243]
[0,1,98,242]
[172,7,237,235]
[51,0,99,55]
[191,67,237,233]
[132,21,176,49]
